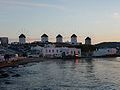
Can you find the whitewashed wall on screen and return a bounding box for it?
[56,37,63,43]
[41,37,48,43]
[93,48,117,57]
[19,38,26,44]
[71,37,77,45]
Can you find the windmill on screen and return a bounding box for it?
[17,27,31,43]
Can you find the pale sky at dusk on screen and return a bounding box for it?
[0,0,120,44]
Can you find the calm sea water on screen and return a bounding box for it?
[1,58,120,90]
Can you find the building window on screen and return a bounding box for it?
[71,51,73,54]
[56,50,58,53]
[74,51,75,55]
[52,50,54,53]
[49,50,51,52]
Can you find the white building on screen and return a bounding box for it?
[29,45,81,58]
[28,46,43,57]
[19,34,26,44]
[71,34,77,45]
[93,48,117,57]
[43,47,62,58]
[56,34,63,43]
[41,34,48,43]
[85,37,91,45]
[61,47,81,57]
[31,45,42,50]
[43,47,81,58]
[0,37,8,46]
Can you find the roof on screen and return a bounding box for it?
[41,34,48,37]
[19,34,26,38]
[71,34,77,38]
[85,37,91,40]
[56,34,62,38]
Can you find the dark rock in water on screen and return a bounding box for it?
[41,86,52,90]
[5,81,11,84]
[0,73,9,78]
[0,70,6,74]
[11,65,19,68]
[12,74,20,77]
[25,88,29,90]
[8,70,14,74]
[43,88,52,90]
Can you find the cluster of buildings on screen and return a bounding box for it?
[28,45,117,58]
[0,34,118,59]
[17,33,91,58]
[18,34,117,58]
[29,45,81,58]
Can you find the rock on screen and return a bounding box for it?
[12,74,20,77]
[5,81,11,84]
[0,73,9,78]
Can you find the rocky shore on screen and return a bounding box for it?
[0,57,43,68]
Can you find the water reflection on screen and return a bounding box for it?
[0,58,120,90]
[85,58,94,73]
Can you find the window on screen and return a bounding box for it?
[52,50,54,53]
[74,51,75,54]
[49,50,51,52]
[71,51,73,54]
[56,50,58,53]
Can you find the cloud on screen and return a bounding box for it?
[113,12,119,16]
[0,0,65,11]
[112,12,120,19]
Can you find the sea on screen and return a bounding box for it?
[0,58,120,90]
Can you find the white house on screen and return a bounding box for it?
[43,47,81,58]
[93,48,117,57]
[28,45,43,57]
[85,37,91,45]
[19,34,26,44]
[31,45,43,52]
[56,34,63,43]
[41,34,48,43]
[61,47,81,57]
[0,37,8,46]
[28,43,82,58]
[43,47,62,58]
[71,34,77,45]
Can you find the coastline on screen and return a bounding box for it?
[0,55,119,68]
[0,57,43,68]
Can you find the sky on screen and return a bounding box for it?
[0,0,120,44]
